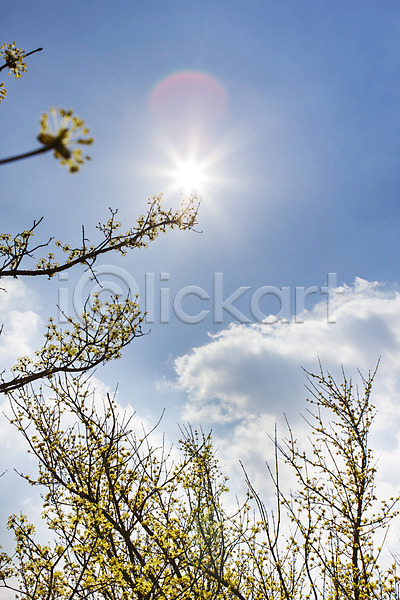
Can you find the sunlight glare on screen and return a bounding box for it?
[174,159,205,193]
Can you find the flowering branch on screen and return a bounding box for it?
[0,195,199,279]
[0,45,43,74]
[0,108,93,172]
[0,42,43,103]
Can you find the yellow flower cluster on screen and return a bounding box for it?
[37,108,94,173]
[0,41,28,104]
[0,41,27,78]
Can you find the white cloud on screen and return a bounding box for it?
[0,280,41,367]
[172,278,400,501]
[0,280,43,463]
[0,280,45,559]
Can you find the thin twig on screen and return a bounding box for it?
[0,146,49,165]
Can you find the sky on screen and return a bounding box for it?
[1,0,400,572]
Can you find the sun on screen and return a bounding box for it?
[139,125,246,204]
[173,159,205,193]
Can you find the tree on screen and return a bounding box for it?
[3,376,249,599]
[3,362,400,598]
[242,364,400,600]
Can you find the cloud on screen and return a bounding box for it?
[0,279,43,463]
[172,278,400,498]
[0,280,41,367]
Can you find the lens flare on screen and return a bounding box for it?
[150,71,227,130]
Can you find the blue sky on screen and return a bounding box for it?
[1,0,400,563]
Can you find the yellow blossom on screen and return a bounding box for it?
[37,108,94,173]
[0,41,27,78]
